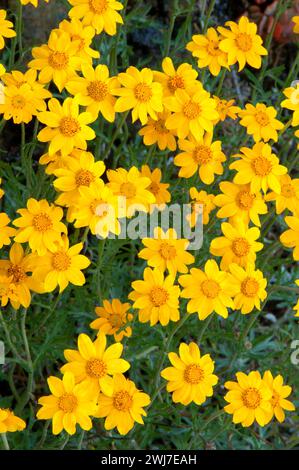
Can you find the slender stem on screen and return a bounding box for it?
[1,433,10,450]
[103,111,129,161]
[78,430,85,450]
[164,0,178,57]
[0,310,22,361]
[198,313,214,343]
[17,309,34,413]
[96,238,106,302]
[203,0,217,33]
[21,122,26,168]
[215,69,227,97]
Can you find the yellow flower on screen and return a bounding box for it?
[39,147,82,175]
[37,97,96,156]
[94,373,150,435]
[265,174,299,215]
[31,236,90,293]
[280,215,299,260]
[219,16,267,71]
[238,103,283,142]
[293,16,299,34]
[214,181,267,227]
[138,227,194,276]
[154,57,200,98]
[165,87,218,139]
[107,166,155,217]
[113,66,163,125]
[213,96,240,123]
[29,30,82,92]
[0,275,18,308]
[224,371,272,427]
[37,371,96,435]
[175,133,226,182]
[281,83,299,127]
[161,342,218,405]
[59,18,100,63]
[262,371,295,424]
[230,142,287,194]
[20,0,49,6]
[0,83,49,124]
[210,221,263,270]
[138,110,177,151]
[91,299,133,342]
[129,267,180,326]
[0,213,16,249]
[140,165,171,210]
[186,27,229,76]
[0,409,26,433]
[66,64,117,122]
[61,333,130,395]
[0,243,44,309]
[0,9,16,50]
[68,0,124,35]
[227,263,267,314]
[71,180,120,236]
[2,69,52,104]
[187,188,216,226]
[179,259,235,320]
[13,198,67,256]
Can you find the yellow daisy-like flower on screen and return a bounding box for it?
[61,333,130,395]
[0,409,26,433]
[39,147,82,175]
[29,30,82,92]
[230,142,287,194]
[0,9,16,50]
[293,16,299,34]
[219,16,267,71]
[66,64,117,122]
[138,110,177,151]
[20,0,49,6]
[175,133,226,183]
[265,174,299,215]
[224,371,272,427]
[213,96,240,123]
[138,227,194,276]
[179,259,235,320]
[2,69,52,102]
[129,267,180,326]
[154,57,200,98]
[227,263,267,314]
[68,0,124,35]
[186,27,229,77]
[0,83,49,124]
[161,342,218,405]
[107,166,155,217]
[187,188,216,227]
[238,103,284,143]
[0,275,18,309]
[113,66,163,125]
[71,181,120,236]
[281,83,299,127]
[59,18,100,63]
[94,373,150,435]
[165,88,218,139]
[0,243,44,309]
[0,213,16,249]
[214,181,267,227]
[210,221,263,270]
[91,299,133,342]
[140,165,171,210]
[37,97,96,156]
[280,215,299,260]
[37,371,96,436]
[31,236,90,293]
[13,198,67,256]
[262,371,295,424]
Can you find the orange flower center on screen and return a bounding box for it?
[75,169,95,187]
[48,52,69,70]
[235,33,253,52]
[32,212,53,232]
[242,387,262,409]
[113,390,133,411]
[148,181,160,195]
[252,156,272,176]
[193,145,212,164]
[120,182,136,198]
[87,80,109,101]
[201,279,220,299]
[159,242,177,260]
[184,363,205,384]
[241,277,259,297]
[150,286,169,306]
[11,94,26,109]
[7,264,27,283]
[153,119,168,134]
[237,190,254,210]
[207,40,220,56]
[86,358,107,378]
[58,393,78,412]
[183,100,201,119]
[168,74,185,93]
[110,313,123,328]
[52,251,71,271]
[59,117,81,137]
[232,237,250,257]
[281,183,295,198]
[89,0,108,14]
[134,83,153,102]
[255,111,270,127]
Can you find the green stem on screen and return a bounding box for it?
[1,433,10,450]
[198,313,214,343]
[17,309,34,413]
[164,0,178,56]
[96,238,106,302]
[0,310,22,361]
[203,0,217,33]
[215,69,227,97]
[103,111,129,161]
